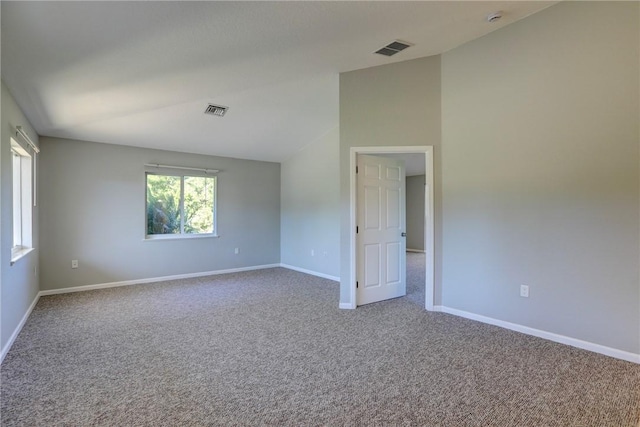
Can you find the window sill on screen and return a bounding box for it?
[10,247,35,265]
[143,234,220,242]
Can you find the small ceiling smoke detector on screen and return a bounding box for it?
[204,104,228,117]
[374,40,413,57]
[486,11,502,23]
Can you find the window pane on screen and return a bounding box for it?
[12,152,22,247]
[146,174,181,235]
[184,176,214,234]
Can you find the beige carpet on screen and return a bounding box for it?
[2,254,639,426]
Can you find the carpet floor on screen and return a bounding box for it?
[2,253,639,426]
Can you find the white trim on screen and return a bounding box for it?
[2,264,279,361]
[435,305,640,364]
[15,126,40,153]
[1,292,40,364]
[406,248,425,253]
[10,247,35,266]
[424,148,435,311]
[280,264,339,282]
[144,163,219,174]
[39,264,280,296]
[349,148,357,308]
[143,233,220,241]
[6,272,635,366]
[349,146,435,310]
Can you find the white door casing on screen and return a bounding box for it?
[346,146,434,311]
[356,154,406,306]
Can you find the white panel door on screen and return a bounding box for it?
[356,154,406,306]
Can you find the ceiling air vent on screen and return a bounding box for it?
[204,104,228,117]
[374,40,413,57]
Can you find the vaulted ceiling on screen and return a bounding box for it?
[1,1,556,162]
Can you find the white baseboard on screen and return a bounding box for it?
[1,292,41,364]
[12,269,636,366]
[406,248,425,253]
[3,264,281,362]
[280,264,340,282]
[285,266,351,312]
[39,264,281,296]
[3,262,335,364]
[434,305,640,364]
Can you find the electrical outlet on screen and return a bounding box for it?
[520,285,529,298]
[71,260,79,269]
[234,248,239,255]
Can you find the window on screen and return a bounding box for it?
[145,172,217,239]
[11,138,33,262]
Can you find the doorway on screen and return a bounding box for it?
[349,146,434,310]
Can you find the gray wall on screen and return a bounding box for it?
[280,127,340,278]
[441,2,639,353]
[406,175,425,251]
[39,137,280,290]
[338,1,639,354]
[339,56,442,305]
[1,81,40,353]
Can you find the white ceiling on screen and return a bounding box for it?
[1,1,556,163]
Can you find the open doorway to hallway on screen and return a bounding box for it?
[348,146,434,310]
[406,251,427,306]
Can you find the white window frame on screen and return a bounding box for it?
[144,171,218,240]
[10,138,34,264]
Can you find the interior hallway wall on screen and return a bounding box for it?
[339,56,442,306]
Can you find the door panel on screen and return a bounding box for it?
[357,154,406,306]
[364,185,380,229]
[386,242,401,283]
[387,188,401,228]
[364,163,380,179]
[386,165,401,181]
[364,244,381,288]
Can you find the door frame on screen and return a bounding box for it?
[349,146,435,310]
